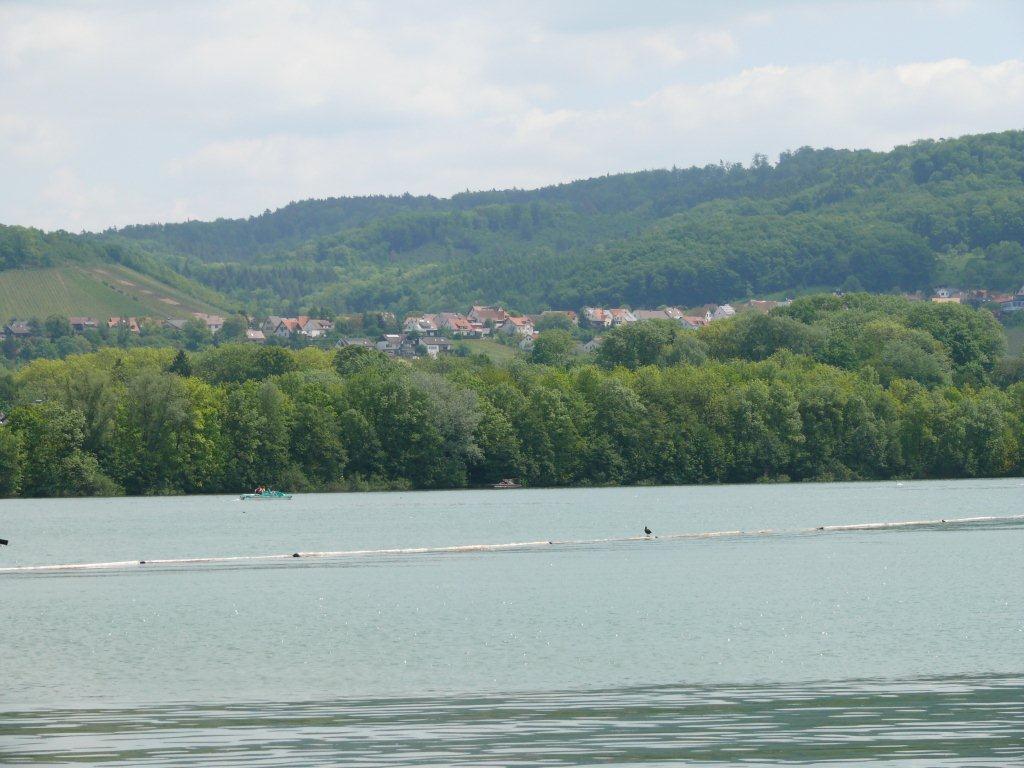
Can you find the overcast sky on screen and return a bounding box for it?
[1,0,1022,232]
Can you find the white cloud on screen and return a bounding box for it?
[0,6,112,68]
[619,59,1024,158]
[0,1,1021,230]
[0,115,71,164]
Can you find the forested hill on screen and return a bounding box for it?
[95,130,1024,314]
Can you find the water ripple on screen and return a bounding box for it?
[2,675,1021,766]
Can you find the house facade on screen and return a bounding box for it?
[69,317,99,332]
[1000,286,1024,312]
[403,314,439,333]
[498,316,534,337]
[468,305,508,325]
[193,313,225,333]
[108,317,141,333]
[708,304,736,322]
[336,337,375,349]
[418,335,453,358]
[437,313,475,336]
[301,318,334,337]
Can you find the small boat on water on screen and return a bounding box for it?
[240,489,293,500]
[492,478,522,489]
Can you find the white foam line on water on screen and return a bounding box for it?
[2,514,1021,574]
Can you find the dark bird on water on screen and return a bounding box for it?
[644,526,652,536]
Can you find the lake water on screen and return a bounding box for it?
[1,480,1022,765]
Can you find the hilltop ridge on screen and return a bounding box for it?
[3,130,1023,318]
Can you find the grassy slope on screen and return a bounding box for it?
[0,263,227,320]
[1003,324,1024,356]
[455,338,519,363]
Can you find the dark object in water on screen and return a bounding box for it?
[292,552,301,558]
[0,538,8,546]
[139,560,146,564]
[644,526,652,536]
[816,526,824,531]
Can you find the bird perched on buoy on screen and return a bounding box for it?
[644,526,652,536]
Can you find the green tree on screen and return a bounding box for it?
[44,314,70,340]
[7,401,118,496]
[334,345,391,376]
[0,427,22,496]
[219,313,248,341]
[535,313,575,332]
[182,317,211,351]
[167,349,193,377]
[109,372,217,494]
[598,320,706,369]
[531,329,576,365]
[289,379,347,486]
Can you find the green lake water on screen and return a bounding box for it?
[1,480,1022,765]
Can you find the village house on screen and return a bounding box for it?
[1000,286,1024,313]
[335,336,375,349]
[192,312,225,333]
[579,337,604,354]
[301,317,334,338]
[468,305,508,325]
[962,289,1009,308]
[68,317,99,333]
[376,333,406,356]
[262,316,308,337]
[4,321,31,337]
[244,329,266,343]
[608,308,637,326]
[630,307,706,329]
[108,317,141,333]
[984,291,1014,307]
[583,307,611,327]
[400,337,420,357]
[418,335,453,358]
[277,318,302,337]
[262,316,286,336]
[403,314,439,333]
[437,313,476,336]
[498,315,534,337]
[931,288,963,304]
[164,317,189,331]
[707,304,736,322]
[583,307,637,327]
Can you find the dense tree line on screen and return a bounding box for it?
[1,295,1021,498]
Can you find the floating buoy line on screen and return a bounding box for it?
[1,514,1021,575]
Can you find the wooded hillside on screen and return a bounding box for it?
[103,130,1024,315]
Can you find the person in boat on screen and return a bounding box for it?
[254,485,265,495]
